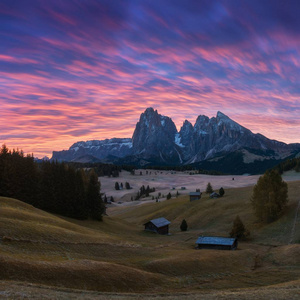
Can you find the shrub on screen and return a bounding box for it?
[180,219,188,231]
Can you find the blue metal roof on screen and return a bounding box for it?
[189,192,201,196]
[196,236,236,246]
[148,217,171,228]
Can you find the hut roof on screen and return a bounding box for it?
[189,192,201,196]
[210,192,220,198]
[196,236,236,246]
[145,217,171,228]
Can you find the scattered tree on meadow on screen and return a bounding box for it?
[180,219,188,231]
[115,182,120,190]
[230,215,249,240]
[205,182,213,194]
[135,185,155,200]
[219,187,225,197]
[125,182,131,189]
[120,182,123,189]
[251,170,288,223]
[167,192,172,200]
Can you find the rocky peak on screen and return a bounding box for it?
[132,108,178,160]
[216,111,229,119]
[194,115,211,134]
[180,120,193,134]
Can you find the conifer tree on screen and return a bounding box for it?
[230,215,249,240]
[206,182,213,194]
[180,219,188,231]
[251,170,288,223]
[86,169,105,220]
[219,187,225,197]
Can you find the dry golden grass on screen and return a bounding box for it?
[0,180,299,297]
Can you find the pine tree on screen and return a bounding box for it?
[86,169,105,221]
[115,182,120,190]
[167,192,171,200]
[206,182,213,194]
[219,187,225,197]
[180,219,188,231]
[251,170,288,223]
[230,215,249,240]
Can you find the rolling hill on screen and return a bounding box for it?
[0,180,299,298]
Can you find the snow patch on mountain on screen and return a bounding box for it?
[175,133,184,148]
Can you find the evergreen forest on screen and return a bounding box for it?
[0,145,105,220]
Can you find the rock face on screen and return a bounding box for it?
[52,138,133,162]
[132,108,180,163]
[52,108,300,164]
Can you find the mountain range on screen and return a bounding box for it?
[52,108,300,174]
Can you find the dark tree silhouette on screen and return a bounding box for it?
[180,219,188,231]
[205,182,213,194]
[219,187,225,197]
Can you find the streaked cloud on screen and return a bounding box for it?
[0,0,299,157]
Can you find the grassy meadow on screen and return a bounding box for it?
[0,178,299,299]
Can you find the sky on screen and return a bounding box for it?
[1,0,300,158]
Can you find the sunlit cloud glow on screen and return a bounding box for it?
[0,0,299,157]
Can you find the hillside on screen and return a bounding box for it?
[0,180,300,298]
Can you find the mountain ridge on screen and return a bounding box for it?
[51,108,300,173]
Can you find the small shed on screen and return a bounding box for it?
[210,192,220,198]
[189,192,202,201]
[144,217,171,235]
[195,236,238,250]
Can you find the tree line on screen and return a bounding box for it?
[0,145,105,220]
[273,156,300,174]
[69,162,135,177]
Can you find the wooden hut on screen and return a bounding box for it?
[144,217,171,235]
[189,192,201,201]
[210,192,220,198]
[195,236,238,250]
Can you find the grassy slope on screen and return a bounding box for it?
[0,181,299,296]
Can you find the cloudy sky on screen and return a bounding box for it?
[1,0,300,157]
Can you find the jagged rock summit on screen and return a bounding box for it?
[52,107,300,170]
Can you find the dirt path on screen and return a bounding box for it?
[289,198,300,244]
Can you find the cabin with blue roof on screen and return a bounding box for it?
[189,192,202,201]
[144,217,171,235]
[196,236,238,250]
